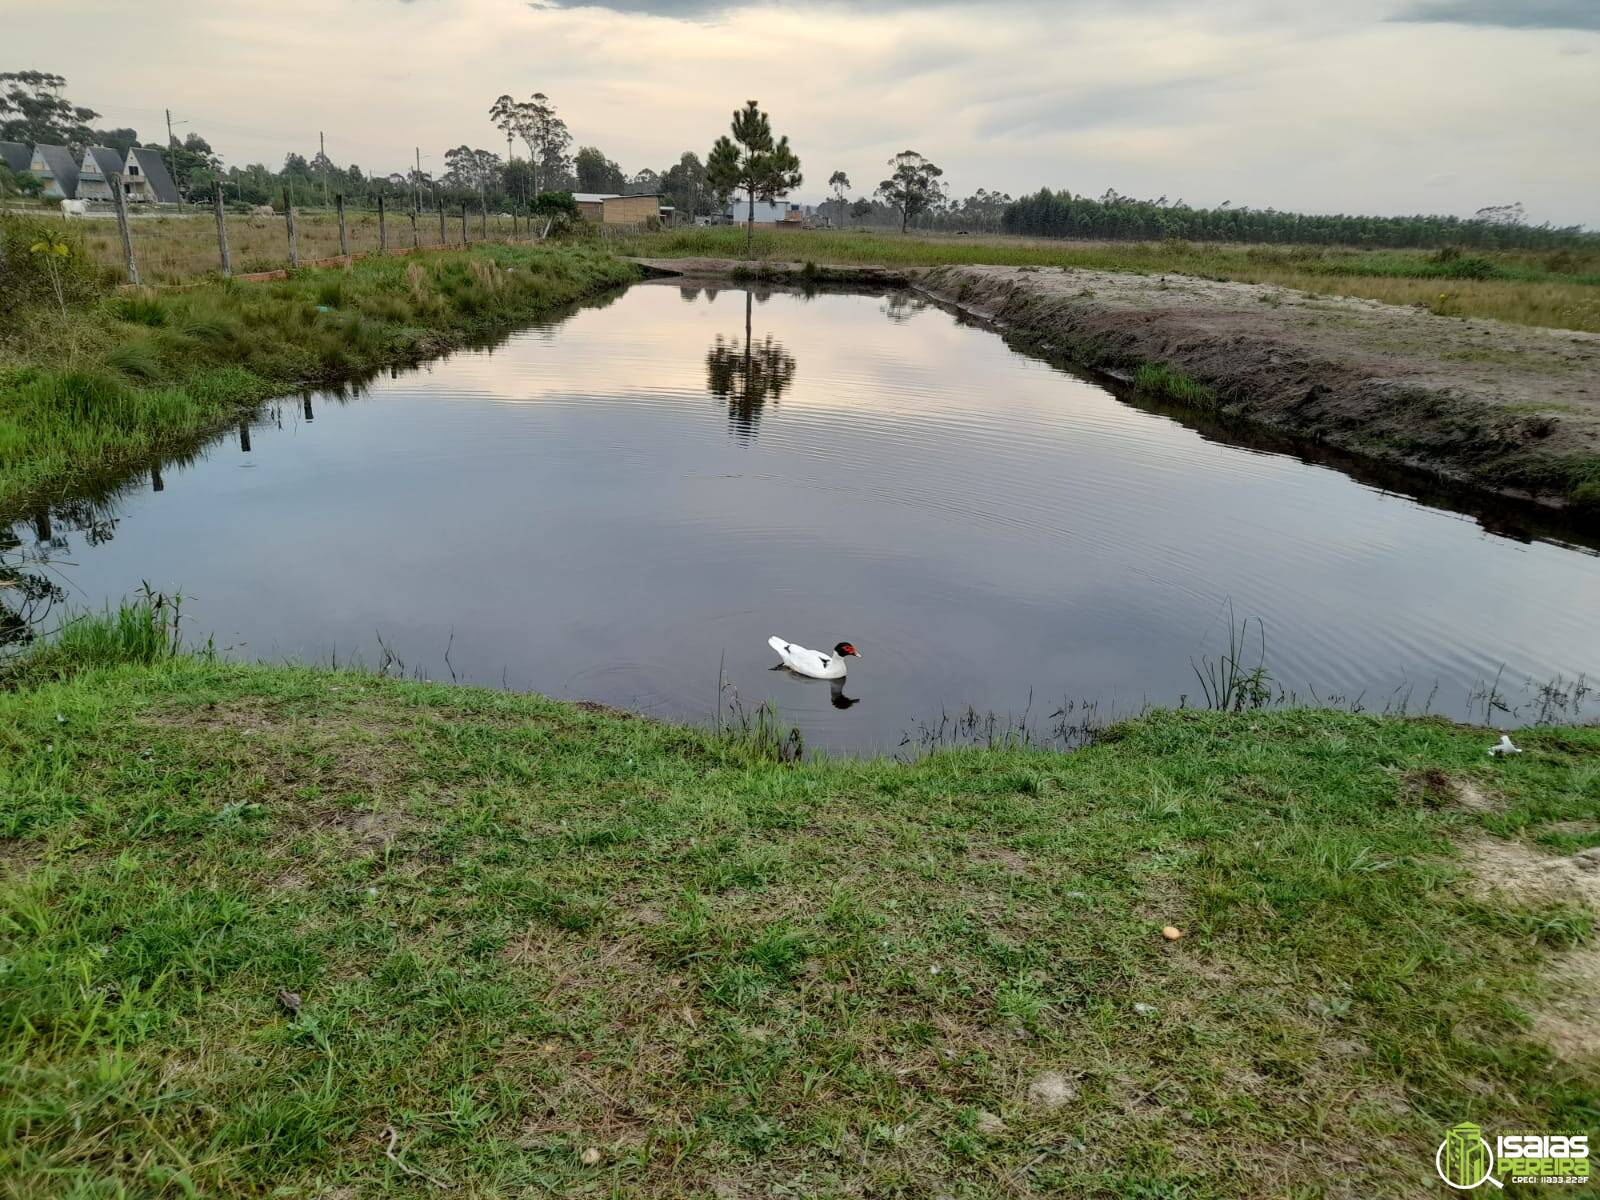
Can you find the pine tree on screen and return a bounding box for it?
[706,101,802,259]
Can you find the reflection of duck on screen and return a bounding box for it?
[768,636,860,679]
[766,648,861,708]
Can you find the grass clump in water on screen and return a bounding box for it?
[1134,362,1219,409]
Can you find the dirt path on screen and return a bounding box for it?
[919,265,1600,513]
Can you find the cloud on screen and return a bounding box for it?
[529,0,729,13]
[527,0,1172,14]
[1391,0,1600,31]
[9,0,1598,227]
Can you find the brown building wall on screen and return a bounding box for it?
[601,194,661,225]
[575,200,606,222]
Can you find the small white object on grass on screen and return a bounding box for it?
[1488,735,1523,756]
[975,1110,1007,1136]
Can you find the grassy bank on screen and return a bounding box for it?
[615,228,1600,332]
[0,241,636,516]
[2,621,1597,1196]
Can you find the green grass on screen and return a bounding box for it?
[0,244,637,516]
[2,637,1597,1196]
[1133,363,1219,410]
[614,227,1600,332]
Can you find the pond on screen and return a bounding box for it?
[9,281,1600,754]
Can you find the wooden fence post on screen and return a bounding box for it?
[110,174,139,286]
[378,195,387,253]
[479,195,487,239]
[410,199,419,249]
[460,206,468,245]
[336,193,348,256]
[285,199,299,268]
[213,184,231,277]
[437,198,446,247]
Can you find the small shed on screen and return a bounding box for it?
[573,192,620,222]
[29,144,80,199]
[601,194,661,226]
[76,146,127,201]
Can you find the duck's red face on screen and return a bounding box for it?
[834,642,860,658]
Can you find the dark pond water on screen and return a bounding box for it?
[9,281,1600,753]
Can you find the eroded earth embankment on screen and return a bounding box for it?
[918,265,1600,512]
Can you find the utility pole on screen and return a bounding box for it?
[165,108,178,199]
[319,131,328,206]
[415,146,422,213]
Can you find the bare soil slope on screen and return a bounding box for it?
[921,265,1600,511]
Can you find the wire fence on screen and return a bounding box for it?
[62,185,548,286]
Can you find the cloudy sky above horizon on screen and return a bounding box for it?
[8,0,1598,225]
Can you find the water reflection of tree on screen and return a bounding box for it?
[881,293,929,324]
[0,497,122,657]
[1,528,68,657]
[705,290,796,441]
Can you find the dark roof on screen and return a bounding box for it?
[81,145,125,180]
[32,144,79,196]
[0,141,31,174]
[128,146,180,203]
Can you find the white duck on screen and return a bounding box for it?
[768,636,860,680]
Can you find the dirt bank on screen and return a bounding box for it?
[625,255,913,287]
[919,265,1600,513]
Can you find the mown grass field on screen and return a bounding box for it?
[0,240,635,516]
[1,609,1597,1197]
[615,227,1600,333]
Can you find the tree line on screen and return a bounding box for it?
[0,71,723,218]
[5,69,1593,249]
[998,189,1596,250]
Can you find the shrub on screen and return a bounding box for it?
[0,214,101,327]
[1434,255,1500,281]
[105,339,166,382]
[110,292,170,326]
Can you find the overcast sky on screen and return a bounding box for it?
[7,0,1598,224]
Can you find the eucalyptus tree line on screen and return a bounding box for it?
[487,91,573,199]
[1002,188,1596,250]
